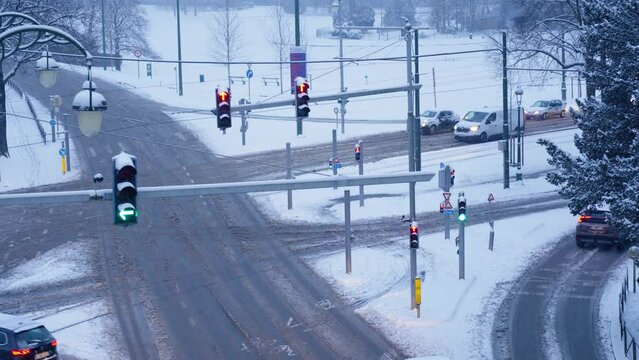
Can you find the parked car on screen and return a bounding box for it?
[420,110,460,135]
[525,99,566,120]
[0,313,57,360]
[575,209,623,249]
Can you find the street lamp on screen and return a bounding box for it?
[515,87,524,172]
[35,50,58,88]
[72,58,107,137]
[331,0,346,135]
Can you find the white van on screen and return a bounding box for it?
[454,107,524,143]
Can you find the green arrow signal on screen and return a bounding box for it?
[458,213,467,222]
[119,208,137,221]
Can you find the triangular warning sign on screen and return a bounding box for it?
[488,193,495,202]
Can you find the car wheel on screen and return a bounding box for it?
[576,238,585,248]
[479,132,488,143]
[429,125,437,135]
[542,112,549,120]
[560,110,566,118]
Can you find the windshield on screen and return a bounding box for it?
[532,100,549,107]
[422,111,437,118]
[15,326,53,347]
[463,112,488,123]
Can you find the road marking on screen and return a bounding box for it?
[175,283,180,292]
[189,317,197,327]
[180,301,187,309]
[185,172,190,177]
[286,317,302,328]
[175,132,187,141]
[118,142,126,151]
[315,299,335,310]
[88,147,96,158]
[190,179,195,184]
[104,144,113,154]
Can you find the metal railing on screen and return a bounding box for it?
[619,268,638,360]
[6,79,46,143]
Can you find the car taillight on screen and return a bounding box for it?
[578,215,591,223]
[51,339,57,347]
[10,348,31,356]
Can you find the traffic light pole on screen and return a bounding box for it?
[414,28,421,172]
[286,142,293,210]
[357,140,364,207]
[345,190,352,274]
[459,218,465,280]
[405,24,417,311]
[337,0,346,135]
[444,184,450,241]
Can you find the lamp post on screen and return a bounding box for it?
[72,57,108,137]
[515,87,523,167]
[332,0,346,134]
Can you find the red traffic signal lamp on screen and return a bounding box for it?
[215,88,232,129]
[439,203,444,214]
[295,79,310,118]
[355,144,361,161]
[409,221,419,249]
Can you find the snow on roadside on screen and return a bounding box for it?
[600,261,636,360]
[310,208,577,359]
[0,88,81,192]
[0,241,122,359]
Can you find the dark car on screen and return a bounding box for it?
[0,313,57,360]
[575,209,623,249]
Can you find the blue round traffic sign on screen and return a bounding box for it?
[246,69,254,79]
[49,119,56,127]
[58,148,66,156]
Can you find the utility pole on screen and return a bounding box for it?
[414,28,421,172]
[338,0,346,134]
[502,31,509,189]
[286,142,293,210]
[561,32,567,102]
[345,190,352,274]
[101,0,107,70]
[176,0,184,96]
[405,22,416,219]
[294,0,301,46]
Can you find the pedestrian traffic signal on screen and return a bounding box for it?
[409,221,419,249]
[295,78,310,118]
[112,152,138,225]
[355,144,361,161]
[458,197,467,222]
[216,88,231,129]
[450,169,455,186]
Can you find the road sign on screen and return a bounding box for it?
[246,69,254,79]
[134,49,142,58]
[52,95,62,107]
[58,148,66,156]
[444,209,454,215]
[443,192,453,209]
[488,193,495,202]
[49,119,56,127]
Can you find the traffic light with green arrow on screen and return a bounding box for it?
[457,196,467,222]
[112,152,138,225]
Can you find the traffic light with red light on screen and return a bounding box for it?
[409,221,419,249]
[295,79,310,118]
[112,152,138,225]
[439,203,444,214]
[355,144,361,161]
[216,88,231,129]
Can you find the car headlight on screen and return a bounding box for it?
[470,125,479,132]
[534,111,540,114]
[421,122,427,127]
[453,124,458,131]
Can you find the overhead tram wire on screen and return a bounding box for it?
[1,110,333,177]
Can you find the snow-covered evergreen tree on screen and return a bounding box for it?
[383,0,416,26]
[538,0,639,241]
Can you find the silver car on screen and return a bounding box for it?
[525,99,566,120]
[420,110,461,135]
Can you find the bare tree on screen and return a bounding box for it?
[105,0,154,64]
[209,0,242,89]
[0,0,86,157]
[265,1,292,92]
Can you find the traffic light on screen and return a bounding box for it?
[458,197,467,222]
[355,143,361,161]
[439,203,444,214]
[216,88,231,129]
[295,78,310,118]
[112,152,138,225]
[409,221,419,249]
[450,169,455,186]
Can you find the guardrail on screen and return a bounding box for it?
[6,79,47,143]
[619,268,638,360]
